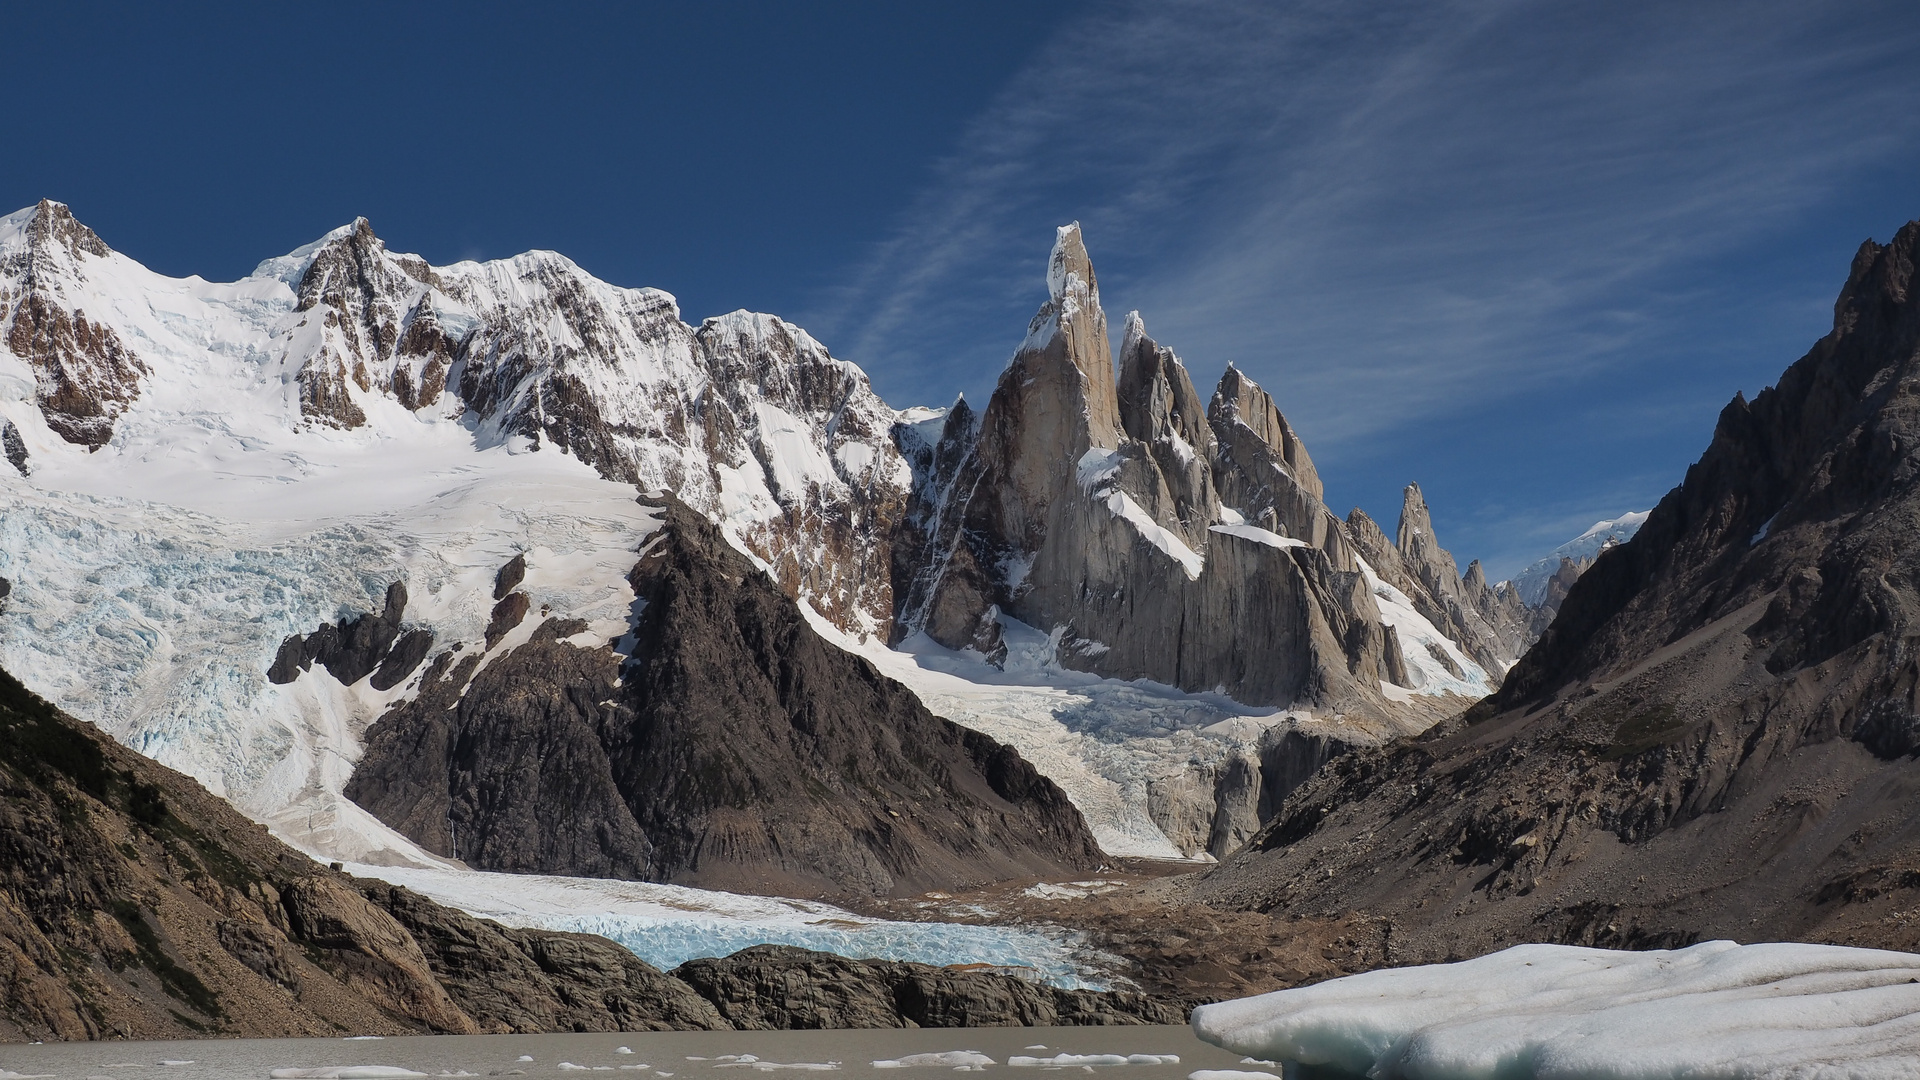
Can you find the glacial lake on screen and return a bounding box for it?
[0,1025,1259,1080]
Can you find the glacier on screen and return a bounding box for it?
[353,863,1112,990]
[1191,941,1920,1079]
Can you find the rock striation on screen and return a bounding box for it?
[894,224,1516,713]
[1188,217,1920,962]
[346,495,1103,898]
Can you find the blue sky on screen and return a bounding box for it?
[7,1,1920,577]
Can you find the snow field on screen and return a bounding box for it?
[1191,940,1920,1079]
[1357,559,1494,701]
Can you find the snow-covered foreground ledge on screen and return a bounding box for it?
[1190,941,1920,1079]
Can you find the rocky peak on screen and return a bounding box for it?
[286,217,451,427]
[20,199,110,264]
[1116,312,1219,547]
[1207,365,1349,563]
[1395,482,1464,603]
[0,202,145,448]
[1018,222,1122,451]
[1348,493,1521,679]
[903,224,1417,711]
[1209,364,1323,501]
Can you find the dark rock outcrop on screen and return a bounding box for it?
[2,419,26,475]
[268,581,433,690]
[494,552,528,599]
[670,945,1181,1029]
[1188,216,1920,963]
[348,495,1102,898]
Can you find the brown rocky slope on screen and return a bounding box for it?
[0,662,729,1041]
[0,663,1184,1040]
[346,494,1103,899]
[1187,217,1920,962]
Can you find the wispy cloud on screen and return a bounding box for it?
[809,0,1920,575]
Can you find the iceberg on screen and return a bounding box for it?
[1190,940,1920,1079]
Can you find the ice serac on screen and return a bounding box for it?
[0,200,146,447]
[1188,216,1920,964]
[347,495,1102,898]
[900,224,1453,715]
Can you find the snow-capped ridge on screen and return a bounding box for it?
[1514,510,1649,607]
[0,201,909,638]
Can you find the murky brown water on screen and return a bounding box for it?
[0,1024,1261,1080]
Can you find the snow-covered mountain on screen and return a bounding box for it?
[0,200,1537,876]
[1513,511,1650,607]
[1,200,906,637]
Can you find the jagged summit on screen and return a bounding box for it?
[894,222,1518,714]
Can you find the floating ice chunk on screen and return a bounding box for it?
[271,1069,427,1079]
[871,1053,996,1069]
[343,1036,386,1041]
[715,1060,840,1072]
[0,1071,53,1079]
[1010,1054,1175,1067]
[157,1065,195,1069]
[1191,940,1920,1079]
[616,1048,634,1055]
[517,1057,535,1063]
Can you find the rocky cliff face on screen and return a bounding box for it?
[346,495,1102,898]
[895,224,1514,714]
[1187,218,1920,962]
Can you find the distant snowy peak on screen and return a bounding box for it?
[1514,511,1649,607]
[0,201,909,636]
